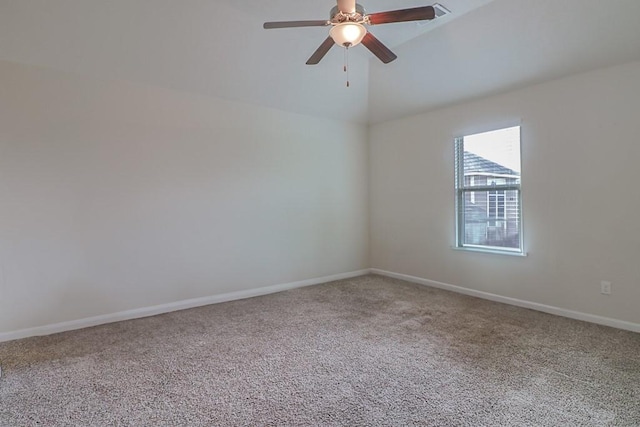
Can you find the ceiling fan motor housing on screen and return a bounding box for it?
[330,4,366,24]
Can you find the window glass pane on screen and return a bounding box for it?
[462,190,520,249]
[463,126,521,186]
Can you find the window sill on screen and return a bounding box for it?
[451,246,528,257]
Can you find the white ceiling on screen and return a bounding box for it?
[368,0,640,123]
[1,0,640,124]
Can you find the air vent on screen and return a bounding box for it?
[417,3,451,26]
[433,3,451,18]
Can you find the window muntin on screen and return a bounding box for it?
[455,126,523,254]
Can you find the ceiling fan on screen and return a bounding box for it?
[263,0,436,65]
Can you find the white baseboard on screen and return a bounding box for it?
[3,268,637,343]
[371,268,640,334]
[0,269,370,343]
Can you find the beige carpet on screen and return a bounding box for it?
[1,274,639,426]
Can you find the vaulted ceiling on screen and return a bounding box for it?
[1,0,640,124]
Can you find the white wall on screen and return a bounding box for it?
[370,60,640,325]
[4,57,639,337]
[0,60,369,334]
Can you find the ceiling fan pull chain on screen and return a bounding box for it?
[344,46,350,87]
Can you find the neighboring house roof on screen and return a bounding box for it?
[464,152,518,177]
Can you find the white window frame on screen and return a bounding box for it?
[454,128,524,255]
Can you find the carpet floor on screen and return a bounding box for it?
[0,274,639,426]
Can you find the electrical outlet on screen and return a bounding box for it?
[600,281,612,295]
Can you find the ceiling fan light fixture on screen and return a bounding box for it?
[329,23,367,47]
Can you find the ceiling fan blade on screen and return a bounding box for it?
[367,6,435,25]
[336,0,356,14]
[306,36,336,65]
[361,32,397,63]
[263,20,328,29]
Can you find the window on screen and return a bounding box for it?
[454,126,523,254]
